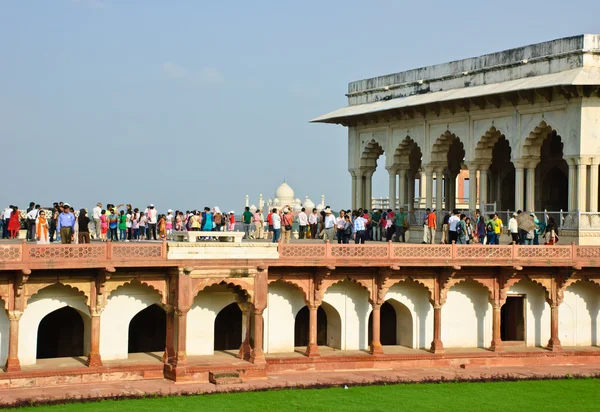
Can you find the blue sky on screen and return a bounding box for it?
[1,0,598,212]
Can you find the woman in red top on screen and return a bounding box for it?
[8,207,21,239]
[228,211,235,231]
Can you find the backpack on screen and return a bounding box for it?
[486,221,494,233]
[456,222,463,237]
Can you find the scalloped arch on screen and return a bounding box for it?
[26,282,89,308]
[441,277,493,305]
[194,278,254,302]
[321,277,371,299]
[268,278,309,304]
[564,278,600,292]
[474,126,506,164]
[108,279,165,303]
[522,120,555,159]
[386,277,434,303]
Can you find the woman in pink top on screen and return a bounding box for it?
[99,210,108,241]
[228,211,236,231]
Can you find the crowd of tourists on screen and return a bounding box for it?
[1,201,560,246]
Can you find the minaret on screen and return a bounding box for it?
[321,195,325,206]
[245,195,249,208]
[259,194,264,210]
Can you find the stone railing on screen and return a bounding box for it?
[1,240,600,269]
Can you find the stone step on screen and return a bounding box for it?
[209,371,242,385]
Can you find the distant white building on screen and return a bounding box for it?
[246,182,325,213]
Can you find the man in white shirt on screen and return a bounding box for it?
[147,204,158,240]
[92,202,103,241]
[308,209,319,239]
[336,210,346,244]
[297,208,308,239]
[2,206,12,239]
[26,205,40,241]
[448,210,460,244]
[508,212,519,244]
[322,208,337,243]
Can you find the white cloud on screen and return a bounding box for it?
[71,0,105,9]
[162,62,225,87]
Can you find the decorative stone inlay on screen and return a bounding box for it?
[167,242,279,260]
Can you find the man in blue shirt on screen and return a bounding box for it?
[57,203,76,244]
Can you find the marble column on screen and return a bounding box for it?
[577,161,588,212]
[251,308,265,363]
[407,171,415,211]
[430,305,444,353]
[370,304,384,355]
[398,168,407,209]
[469,167,478,213]
[589,159,599,212]
[515,167,525,211]
[305,305,320,357]
[425,168,433,209]
[86,310,103,367]
[444,171,450,211]
[525,167,536,211]
[568,161,577,212]
[489,304,504,352]
[351,172,357,211]
[547,304,562,352]
[237,302,252,360]
[365,170,374,210]
[388,169,396,211]
[356,171,364,209]
[5,311,22,372]
[435,168,444,213]
[479,169,488,209]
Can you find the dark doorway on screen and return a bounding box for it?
[128,304,166,353]
[214,303,242,351]
[37,306,84,359]
[501,296,525,341]
[294,306,327,347]
[368,302,397,345]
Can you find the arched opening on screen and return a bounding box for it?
[37,307,84,359]
[394,137,423,211]
[360,138,384,210]
[319,301,343,349]
[368,302,397,345]
[294,306,327,347]
[128,304,166,354]
[214,302,242,351]
[432,131,465,212]
[489,136,515,211]
[537,131,568,211]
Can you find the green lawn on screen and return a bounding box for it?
[17,379,600,411]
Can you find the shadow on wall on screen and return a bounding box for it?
[509,277,548,347]
[320,301,342,349]
[385,280,432,349]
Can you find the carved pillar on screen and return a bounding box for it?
[163,304,175,363]
[5,311,22,372]
[589,158,599,212]
[164,269,191,380]
[86,309,103,367]
[547,275,562,352]
[435,168,444,212]
[370,303,384,355]
[356,170,364,209]
[469,167,478,213]
[365,170,374,210]
[237,302,253,360]
[480,168,489,208]
[387,168,397,211]
[568,159,577,212]
[305,305,320,357]
[174,308,189,365]
[430,305,444,353]
[351,171,357,211]
[577,159,588,212]
[490,303,504,352]
[398,168,407,208]
[424,168,433,210]
[526,166,536,212]
[515,166,525,211]
[250,307,265,363]
[407,171,415,211]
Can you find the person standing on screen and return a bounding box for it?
[92,202,102,240]
[308,208,319,239]
[253,209,264,240]
[336,210,346,244]
[108,209,119,241]
[353,212,367,244]
[322,208,336,243]
[297,207,308,239]
[493,213,503,245]
[147,205,158,240]
[36,210,49,244]
[508,213,519,244]
[385,209,395,241]
[242,206,253,239]
[456,214,468,244]
[393,207,407,242]
[271,208,281,243]
[280,208,293,243]
[441,212,450,244]
[475,211,486,244]
[427,209,437,244]
[342,214,353,244]
[448,210,459,244]
[266,209,273,239]
[57,204,75,244]
[26,204,40,241]
[203,207,213,232]
[485,214,498,246]
[118,210,127,241]
[371,209,382,241]
[78,209,91,244]
[422,209,430,244]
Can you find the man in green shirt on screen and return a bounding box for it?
[242,207,254,239]
[485,214,498,245]
[393,207,408,242]
[371,209,382,241]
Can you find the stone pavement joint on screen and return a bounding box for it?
[1,364,599,407]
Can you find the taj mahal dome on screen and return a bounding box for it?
[245,182,325,213]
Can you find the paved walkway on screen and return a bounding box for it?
[0,363,598,406]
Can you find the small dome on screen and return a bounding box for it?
[250,204,257,213]
[275,182,294,200]
[304,199,315,209]
[316,203,324,211]
[294,198,301,204]
[273,197,280,205]
[293,203,302,212]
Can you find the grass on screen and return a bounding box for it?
[14,378,600,411]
